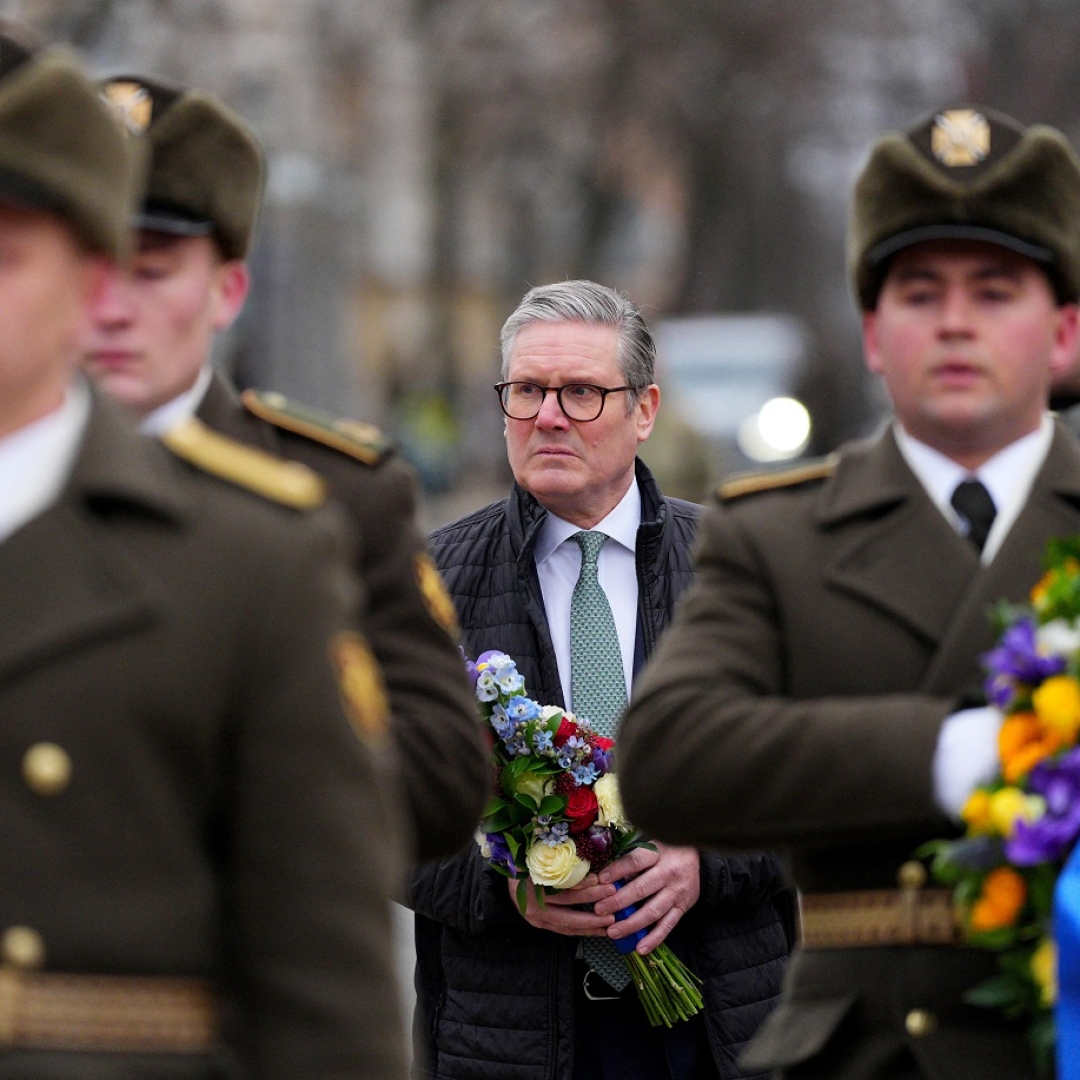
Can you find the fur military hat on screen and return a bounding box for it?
[0,48,140,257]
[100,75,264,260]
[849,105,1080,309]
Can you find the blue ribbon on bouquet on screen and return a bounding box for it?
[610,880,648,956]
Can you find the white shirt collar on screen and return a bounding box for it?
[893,415,1054,563]
[140,364,214,436]
[0,379,91,544]
[534,478,642,567]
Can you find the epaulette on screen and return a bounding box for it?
[162,417,327,509]
[717,455,837,502]
[241,389,391,466]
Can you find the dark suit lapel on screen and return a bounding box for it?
[921,426,1080,694]
[0,393,182,684]
[819,432,981,647]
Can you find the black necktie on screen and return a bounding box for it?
[950,479,996,553]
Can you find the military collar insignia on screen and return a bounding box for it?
[101,79,153,135]
[931,108,991,167]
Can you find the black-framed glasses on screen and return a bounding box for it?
[494,381,635,422]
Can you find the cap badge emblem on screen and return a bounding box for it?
[101,80,153,135]
[931,109,990,167]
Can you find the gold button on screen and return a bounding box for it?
[904,1008,937,1038]
[22,743,72,797]
[897,860,927,890]
[1,926,44,969]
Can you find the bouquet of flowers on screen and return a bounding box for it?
[467,649,703,1028]
[922,538,1080,1068]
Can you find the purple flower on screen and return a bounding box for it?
[982,618,1067,708]
[584,824,614,856]
[591,746,613,774]
[461,648,479,689]
[483,832,517,875]
[1007,747,1080,865]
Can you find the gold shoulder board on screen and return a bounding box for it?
[242,389,390,466]
[162,417,327,509]
[718,456,837,502]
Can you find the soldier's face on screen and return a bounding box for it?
[503,320,659,529]
[81,231,248,418]
[0,203,105,441]
[864,239,1078,469]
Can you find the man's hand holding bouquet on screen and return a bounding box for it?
[468,649,703,1027]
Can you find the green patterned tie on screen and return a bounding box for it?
[571,530,631,992]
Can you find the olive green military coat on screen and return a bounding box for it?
[620,424,1080,1080]
[0,393,407,1079]
[197,375,486,862]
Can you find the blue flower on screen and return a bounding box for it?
[476,669,500,702]
[572,763,599,786]
[489,705,514,740]
[508,696,541,722]
[532,729,554,752]
[498,670,526,695]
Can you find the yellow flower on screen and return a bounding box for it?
[1032,675,1080,743]
[1031,937,1058,1008]
[526,839,589,888]
[594,774,629,830]
[968,866,1027,932]
[988,787,1043,838]
[960,789,993,834]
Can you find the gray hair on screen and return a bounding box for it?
[499,280,656,411]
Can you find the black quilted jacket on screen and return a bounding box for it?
[408,460,794,1080]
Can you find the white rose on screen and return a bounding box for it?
[526,839,590,888]
[594,774,629,830]
[516,772,553,805]
[540,705,564,722]
[474,829,492,859]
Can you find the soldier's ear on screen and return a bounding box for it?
[862,310,885,376]
[210,257,249,332]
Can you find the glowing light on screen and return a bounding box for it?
[737,397,811,462]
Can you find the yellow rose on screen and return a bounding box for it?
[515,772,553,806]
[988,787,1044,838]
[1033,675,1080,743]
[594,774,629,830]
[526,839,590,888]
[1031,937,1058,1008]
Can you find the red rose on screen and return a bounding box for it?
[553,716,578,747]
[565,787,599,834]
[591,736,614,751]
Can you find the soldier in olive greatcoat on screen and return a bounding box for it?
[0,42,408,1079]
[621,106,1080,1079]
[83,75,487,862]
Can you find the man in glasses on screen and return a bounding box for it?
[408,279,793,1080]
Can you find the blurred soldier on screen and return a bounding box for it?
[620,106,1080,1079]
[0,44,407,1078]
[410,280,793,1080]
[83,75,487,861]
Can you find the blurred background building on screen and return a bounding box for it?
[9,0,1080,519]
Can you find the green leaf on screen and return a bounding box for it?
[538,795,567,816]
[963,973,1026,1010]
[514,877,529,915]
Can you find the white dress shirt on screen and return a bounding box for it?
[534,480,641,711]
[894,416,1055,818]
[0,379,91,545]
[894,415,1053,564]
[140,364,214,436]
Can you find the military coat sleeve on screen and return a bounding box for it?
[619,496,954,853]
[201,382,488,862]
